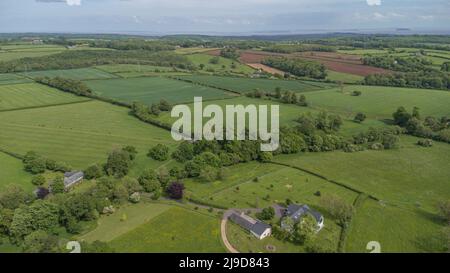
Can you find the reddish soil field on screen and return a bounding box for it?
[207,49,391,77]
[247,63,285,76]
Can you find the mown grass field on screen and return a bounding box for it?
[175,75,333,94]
[110,207,225,252]
[185,162,358,209]
[306,85,450,119]
[0,83,90,111]
[20,68,117,81]
[0,73,33,85]
[85,76,235,105]
[186,53,255,74]
[0,100,176,169]
[0,152,33,192]
[79,203,171,242]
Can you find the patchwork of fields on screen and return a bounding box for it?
[0,39,449,253]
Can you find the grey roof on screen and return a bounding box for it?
[229,213,270,236]
[63,171,84,188]
[285,204,323,223]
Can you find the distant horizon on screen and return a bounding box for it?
[2,27,450,38]
[1,0,449,35]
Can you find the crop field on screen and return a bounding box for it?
[326,70,364,83]
[305,85,450,119]
[0,83,90,111]
[110,207,225,252]
[0,44,66,62]
[0,100,176,169]
[95,64,176,74]
[186,53,255,74]
[0,152,33,192]
[0,73,32,85]
[174,75,333,94]
[186,162,358,209]
[85,76,235,105]
[79,203,172,242]
[19,68,117,81]
[346,199,446,253]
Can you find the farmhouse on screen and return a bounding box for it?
[63,171,84,189]
[229,212,271,240]
[282,204,324,232]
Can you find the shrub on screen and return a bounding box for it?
[166,182,185,199]
[417,139,433,147]
[148,144,169,161]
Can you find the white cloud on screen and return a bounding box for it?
[366,0,381,6]
[66,0,81,6]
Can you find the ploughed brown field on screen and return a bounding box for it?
[206,49,391,77]
[293,51,391,76]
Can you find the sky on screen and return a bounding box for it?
[0,0,449,35]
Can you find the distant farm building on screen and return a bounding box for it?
[229,212,271,240]
[282,204,324,232]
[64,171,84,189]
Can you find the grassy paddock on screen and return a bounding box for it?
[0,152,32,192]
[79,203,171,242]
[110,207,225,252]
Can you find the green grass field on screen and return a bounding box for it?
[273,136,450,211]
[0,83,90,111]
[185,162,358,209]
[0,73,33,85]
[0,152,33,192]
[175,47,219,55]
[346,199,447,253]
[175,75,333,94]
[95,64,176,74]
[326,70,364,83]
[306,85,450,119]
[20,68,117,81]
[0,51,64,62]
[79,203,171,242]
[186,53,255,74]
[85,76,235,105]
[110,207,225,252]
[154,96,386,138]
[0,100,176,169]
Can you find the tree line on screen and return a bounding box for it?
[262,57,327,79]
[0,50,195,73]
